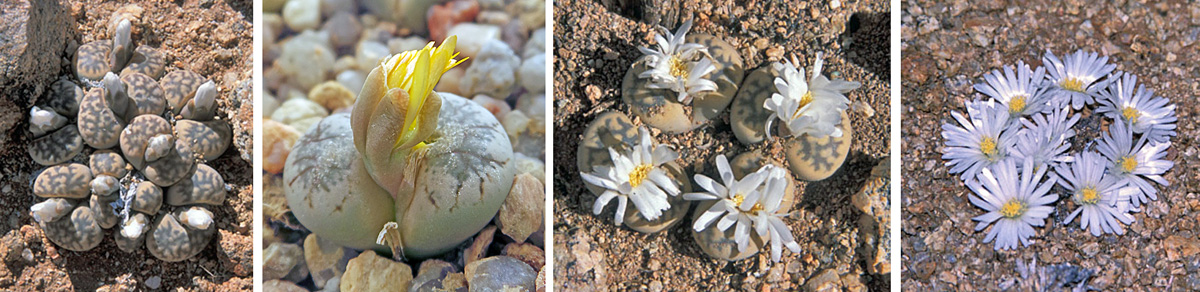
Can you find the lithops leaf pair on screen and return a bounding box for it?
[575,112,692,233]
[119,114,197,186]
[78,82,128,149]
[87,151,127,228]
[690,152,797,261]
[623,32,744,133]
[174,119,231,162]
[732,62,855,181]
[30,164,103,252]
[287,36,514,258]
[74,19,165,82]
[115,182,164,253]
[28,124,85,166]
[146,207,216,262]
[28,83,85,166]
[167,163,227,206]
[288,95,516,258]
[160,70,209,116]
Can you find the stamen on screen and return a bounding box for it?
[628,164,653,188]
[1000,200,1026,218]
[1077,187,1100,205]
[668,54,689,79]
[980,137,999,160]
[1061,77,1085,92]
[1008,95,1027,114]
[1118,156,1138,173]
[1121,106,1140,124]
[791,91,815,120]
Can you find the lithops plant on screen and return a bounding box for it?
[28,124,85,166]
[78,76,129,149]
[27,8,234,263]
[174,119,232,162]
[622,20,744,133]
[121,72,167,116]
[115,182,164,253]
[33,164,94,200]
[685,154,802,263]
[28,86,85,166]
[146,207,217,262]
[576,112,691,233]
[88,151,128,228]
[287,36,517,259]
[74,19,165,82]
[167,163,227,206]
[30,165,104,252]
[160,70,208,115]
[731,54,860,181]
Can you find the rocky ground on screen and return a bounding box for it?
[0,0,253,290]
[552,0,891,290]
[901,0,1200,291]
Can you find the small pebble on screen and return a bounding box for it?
[460,39,520,98]
[341,250,413,292]
[465,256,537,291]
[282,0,321,32]
[145,276,161,289]
[308,81,356,111]
[447,23,501,58]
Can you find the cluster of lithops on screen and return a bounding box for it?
[26,17,232,262]
[941,50,1177,250]
[578,20,865,263]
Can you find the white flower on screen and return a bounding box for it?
[751,165,802,262]
[1096,72,1177,143]
[763,52,859,139]
[685,154,768,253]
[967,158,1058,250]
[973,60,1053,117]
[941,99,1017,182]
[1042,49,1117,110]
[1012,108,1079,170]
[581,127,682,225]
[1056,151,1136,236]
[636,20,717,104]
[684,158,800,262]
[1095,120,1173,207]
[685,154,768,235]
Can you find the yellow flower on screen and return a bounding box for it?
[383,36,467,143]
[352,36,466,158]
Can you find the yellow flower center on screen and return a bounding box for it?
[791,91,815,120]
[668,54,689,79]
[628,164,653,188]
[1077,187,1100,205]
[1122,106,1140,124]
[749,202,764,214]
[383,36,467,149]
[732,193,745,206]
[999,200,1026,218]
[980,137,999,160]
[1008,95,1027,114]
[1118,155,1138,173]
[1061,77,1085,92]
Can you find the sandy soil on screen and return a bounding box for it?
[0,0,254,290]
[552,0,891,290]
[901,0,1200,290]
